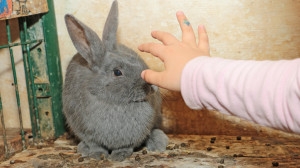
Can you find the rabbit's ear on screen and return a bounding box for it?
[65,14,105,67]
[102,0,118,51]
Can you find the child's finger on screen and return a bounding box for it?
[198,25,210,55]
[151,31,179,45]
[176,11,197,47]
[141,69,163,88]
[138,43,166,61]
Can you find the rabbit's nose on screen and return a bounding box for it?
[142,83,158,95]
[142,83,153,94]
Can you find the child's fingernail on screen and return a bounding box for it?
[199,25,206,30]
[141,70,145,79]
[177,11,184,15]
[138,45,143,51]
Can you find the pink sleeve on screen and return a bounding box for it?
[181,56,300,134]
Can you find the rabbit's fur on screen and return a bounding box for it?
[63,0,168,161]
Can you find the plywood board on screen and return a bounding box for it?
[0,0,48,20]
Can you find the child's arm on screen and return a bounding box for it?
[139,12,300,134]
[181,56,300,134]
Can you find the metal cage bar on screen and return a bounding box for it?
[20,17,42,139]
[0,94,8,159]
[5,20,26,150]
[0,39,43,49]
[18,18,38,139]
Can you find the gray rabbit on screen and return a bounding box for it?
[63,0,168,161]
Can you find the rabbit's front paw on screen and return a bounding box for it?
[89,151,109,160]
[146,129,169,152]
[111,148,133,161]
[88,145,109,160]
[77,141,108,160]
[77,141,89,157]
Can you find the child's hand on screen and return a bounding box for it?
[138,11,210,91]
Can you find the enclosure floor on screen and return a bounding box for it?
[0,128,30,161]
[0,134,300,168]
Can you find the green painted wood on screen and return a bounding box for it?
[20,14,58,140]
[23,18,42,139]
[35,83,51,98]
[0,0,65,141]
[37,98,55,139]
[42,0,66,137]
[19,17,39,139]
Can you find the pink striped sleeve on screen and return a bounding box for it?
[181,56,300,134]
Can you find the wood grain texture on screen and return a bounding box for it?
[0,0,48,20]
[0,128,30,161]
[161,90,300,138]
[1,134,300,167]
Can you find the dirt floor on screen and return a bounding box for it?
[1,133,300,168]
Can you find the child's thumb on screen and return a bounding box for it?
[141,69,163,88]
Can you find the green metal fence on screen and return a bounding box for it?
[0,0,65,160]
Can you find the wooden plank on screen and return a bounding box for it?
[0,0,48,20]
[161,90,300,138]
[1,134,300,167]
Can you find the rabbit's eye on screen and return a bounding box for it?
[113,69,123,76]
